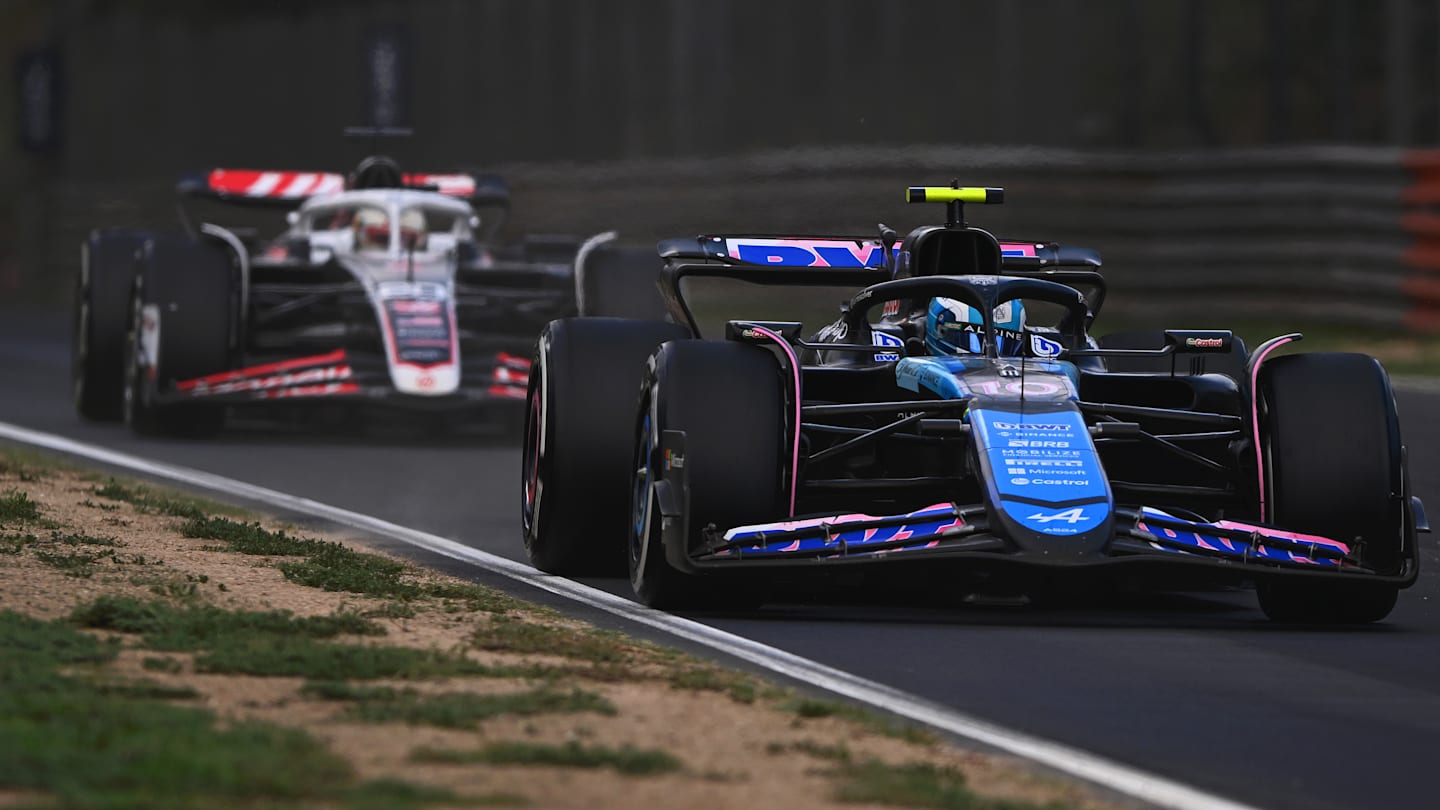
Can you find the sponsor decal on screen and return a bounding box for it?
[1030,333,1063,358]
[192,365,353,396]
[1186,337,1225,348]
[383,297,455,366]
[1026,507,1092,524]
[872,331,903,362]
[725,238,890,268]
[882,300,900,317]
[1007,439,1071,448]
[665,449,685,471]
[718,238,1039,267]
[993,422,1069,431]
[1011,477,1030,485]
[259,382,359,399]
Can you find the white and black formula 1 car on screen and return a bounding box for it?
[72,155,630,436]
[522,185,1428,624]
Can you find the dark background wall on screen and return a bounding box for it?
[3,0,1438,313]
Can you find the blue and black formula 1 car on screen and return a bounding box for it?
[522,186,1427,623]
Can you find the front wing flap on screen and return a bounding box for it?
[696,501,1388,577]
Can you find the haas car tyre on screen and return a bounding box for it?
[630,340,785,609]
[1255,352,1409,623]
[574,237,670,320]
[74,230,146,421]
[522,317,691,576]
[123,236,235,438]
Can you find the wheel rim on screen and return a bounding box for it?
[122,288,144,426]
[629,409,653,566]
[521,384,542,536]
[72,295,90,408]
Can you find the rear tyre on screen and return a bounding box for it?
[522,317,692,576]
[73,230,146,421]
[122,236,235,438]
[575,240,669,320]
[629,340,784,609]
[1255,352,1405,623]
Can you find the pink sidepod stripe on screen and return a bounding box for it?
[747,326,802,517]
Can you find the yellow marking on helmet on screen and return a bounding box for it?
[905,187,1005,204]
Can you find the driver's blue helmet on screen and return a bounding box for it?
[925,297,1026,356]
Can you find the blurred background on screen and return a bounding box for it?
[6,0,1440,351]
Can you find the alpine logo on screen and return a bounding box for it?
[1026,507,1093,524]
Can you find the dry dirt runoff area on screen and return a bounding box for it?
[0,445,1124,810]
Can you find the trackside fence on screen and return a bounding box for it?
[20,145,1440,331]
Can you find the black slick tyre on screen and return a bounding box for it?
[74,230,146,421]
[122,236,235,438]
[629,340,784,609]
[1255,352,1405,623]
[522,317,692,576]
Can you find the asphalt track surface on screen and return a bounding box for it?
[4,311,1440,810]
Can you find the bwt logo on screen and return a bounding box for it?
[993,422,1069,431]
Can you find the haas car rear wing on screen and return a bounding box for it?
[176,168,512,209]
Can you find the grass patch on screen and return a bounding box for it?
[832,759,1061,809]
[0,531,37,554]
[0,610,392,810]
[185,516,531,612]
[304,682,616,729]
[88,679,201,701]
[33,547,118,577]
[69,596,550,681]
[74,595,381,649]
[342,778,514,810]
[782,697,938,746]
[413,740,682,775]
[90,479,245,520]
[471,615,630,663]
[0,489,41,523]
[767,739,852,762]
[668,666,758,704]
[0,447,54,481]
[142,656,185,674]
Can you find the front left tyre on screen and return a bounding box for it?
[522,317,692,576]
[629,339,786,609]
[123,236,236,438]
[73,230,146,421]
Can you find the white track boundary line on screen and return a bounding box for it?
[0,421,1258,810]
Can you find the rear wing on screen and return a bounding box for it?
[659,235,1100,271]
[657,234,1107,330]
[176,169,512,209]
